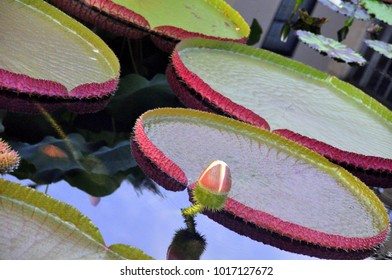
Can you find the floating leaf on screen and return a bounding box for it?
[83,140,137,175]
[318,0,370,20]
[11,134,135,196]
[0,179,153,259]
[296,30,366,64]
[167,38,392,180]
[49,0,250,52]
[365,39,392,59]
[360,0,392,25]
[131,108,389,250]
[0,0,119,99]
[12,134,88,182]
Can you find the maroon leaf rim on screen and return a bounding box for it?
[131,118,187,192]
[169,52,270,130]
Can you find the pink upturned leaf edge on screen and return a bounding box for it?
[274,129,392,173]
[0,69,119,99]
[170,52,270,130]
[131,118,188,191]
[131,110,389,250]
[169,46,392,174]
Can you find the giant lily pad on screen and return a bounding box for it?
[0,0,120,99]
[131,108,389,250]
[167,38,392,178]
[49,0,250,52]
[0,179,153,259]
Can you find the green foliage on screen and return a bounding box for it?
[10,134,137,196]
[106,74,182,125]
[361,0,392,25]
[247,18,263,45]
[292,9,328,34]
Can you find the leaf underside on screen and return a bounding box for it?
[0,179,153,259]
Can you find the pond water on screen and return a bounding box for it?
[1,34,391,260]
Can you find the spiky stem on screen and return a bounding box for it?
[183,214,197,234]
[182,203,204,217]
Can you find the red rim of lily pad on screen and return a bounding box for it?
[204,205,375,259]
[131,119,188,192]
[0,90,111,114]
[131,108,390,250]
[48,0,250,52]
[167,38,392,177]
[0,0,120,100]
[1,69,119,99]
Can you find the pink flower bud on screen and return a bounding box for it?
[193,160,232,211]
[198,160,232,194]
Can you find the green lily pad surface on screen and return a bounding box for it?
[318,0,370,20]
[112,0,248,39]
[49,0,249,52]
[0,0,119,98]
[296,30,366,64]
[0,179,153,259]
[169,38,392,173]
[132,108,389,249]
[360,0,392,25]
[365,39,392,59]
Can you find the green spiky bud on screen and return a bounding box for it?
[166,228,206,260]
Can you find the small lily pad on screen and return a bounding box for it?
[318,0,370,20]
[0,179,153,259]
[365,39,392,59]
[360,0,392,25]
[131,108,389,250]
[0,0,120,99]
[167,38,392,177]
[49,0,250,52]
[296,30,366,64]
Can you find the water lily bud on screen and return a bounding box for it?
[193,160,232,211]
[89,195,101,207]
[166,228,206,260]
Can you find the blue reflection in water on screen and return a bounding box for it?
[4,174,314,260]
